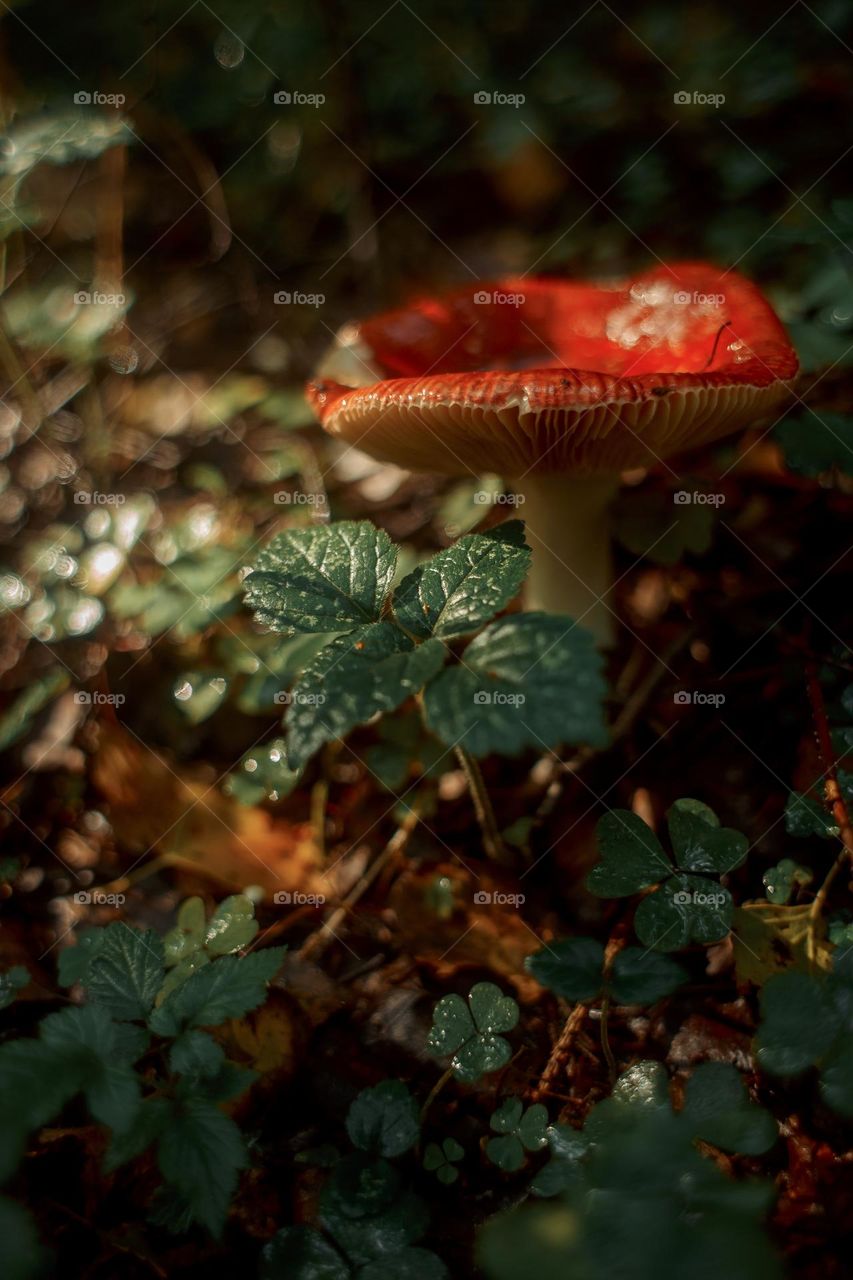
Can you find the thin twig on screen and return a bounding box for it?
[532,1002,588,1100]
[453,744,510,863]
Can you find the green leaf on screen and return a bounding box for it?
[525,938,605,1001]
[819,1035,853,1117]
[608,949,687,1004]
[423,1138,463,1184]
[225,737,302,805]
[0,1039,82,1131]
[163,898,206,966]
[286,623,445,768]
[149,947,286,1036]
[104,1097,172,1173]
[667,800,748,876]
[158,951,212,1002]
[0,966,28,1010]
[0,1195,43,1280]
[634,876,733,951]
[423,613,607,758]
[57,928,107,987]
[614,489,716,566]
[784,791,838,839]
[682,1063,777,1154]
[585,811,671,897]
[85,924,165,1021]
[393,523,530,640]
[762,859,813,905]
[321,1189,428,1267]
[427,982,519,1083]
[530,1124,588,1197]
[358,1246,449,1279]
[755,970,837,1075]
[774,410,853,477]
[487,1099,549,1170]
[169,1030,226,1079]
[330,1153,400,1217]
[204,894,259,956]
[346,1080,420,1157]
[260,1226,350,1280]
[39,1004,140,1132]
[157,1096,247,1236]
[244,521,397,636]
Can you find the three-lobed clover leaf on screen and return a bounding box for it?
[423,613,608,758]
[423,1138,464,1185]
[526,937,686,1005]
[755,950,853,1116]
[244,521,397,636]
[427,982,519,1082]
[486,1098,549,1171]
[160,895,261,999]
[762,858,812,905]
[586,801,748,952]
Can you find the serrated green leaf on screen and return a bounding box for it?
[169,1029,226,1078]
[585,811,672,898]
[525,938,605,1001]
[149,947,285,1036]
[39,1004,140,1132]
[634,876,733,951]
[85,924,165,1021]
[346,1080,420,1157]
[608,949,687,1004]
[244,521,397,636]
[423,613,607,758]
[157,1096,247,1236]
[286,623,445,769]
[359,1246,449,1279]
[104,1097,172,1173]
[393,522,530,640]
[667,801,748,875]
[682,1063,777,1154]
[260,1226,350,1280]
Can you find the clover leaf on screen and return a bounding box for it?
[586,801,748,952]
[427,982,519,1082]
[423,1138,464,1185]
[681,1062,777,1155]
[486,1098,549,1171]
[762,859,812,904]
[526,937,686,1005]
[756,950,853,1115]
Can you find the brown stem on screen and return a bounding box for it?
[532,1002,588,1100]
[453,744,510,863]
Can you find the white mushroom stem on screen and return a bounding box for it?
[513,473,619,648]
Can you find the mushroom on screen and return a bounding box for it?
[306,262,797,646]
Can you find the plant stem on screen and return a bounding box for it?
[533,1001,588,1100]
[599,993,616,1082]
[420,1065,455,1125]
[514,473,619,647]
[453,744,510,863]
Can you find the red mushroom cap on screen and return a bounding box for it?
[306,262,798,476]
